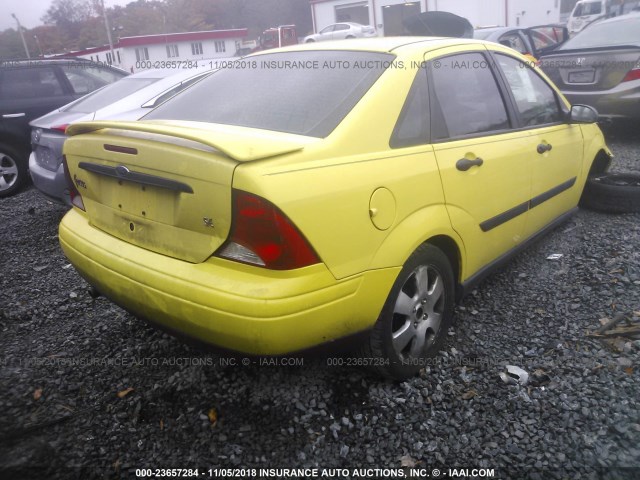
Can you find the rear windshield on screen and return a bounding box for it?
[145,51,395,137]
[560,16,640,49]
[65,77,159,113]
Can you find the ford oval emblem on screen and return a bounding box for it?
[115,165,130,177]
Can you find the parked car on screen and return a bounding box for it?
[0,58,127,198]
[567,0,607,35]
[29,67,213,205]
[474,25,569,61]
[540,13,640,119]
[303,22,376,42]
[59,38,610,380]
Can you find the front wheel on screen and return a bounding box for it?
[363,244,455,380]
[0,143,28,198]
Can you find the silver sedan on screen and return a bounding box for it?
[29,68,213,204]
[303,22,376,43]
[540,13,640,119]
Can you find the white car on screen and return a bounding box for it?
[29,67,214,204]
[303,22,376,42]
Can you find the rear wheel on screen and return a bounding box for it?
[580,173,640,213]
[0,143,28,198]
[363,244,454,380]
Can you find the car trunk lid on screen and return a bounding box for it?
[541,47,640,90]
[64,120,313,263]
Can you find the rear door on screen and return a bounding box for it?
[333,24,351,39]
[0,66,75,147]
[492,52,584,238]
[525,26,568,57]
[318,25,335,41]
[427,49,532,277]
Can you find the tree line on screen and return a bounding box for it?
[1,0,313,59]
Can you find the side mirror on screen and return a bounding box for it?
[568,104,599,123]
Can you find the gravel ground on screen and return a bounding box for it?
[1,122,639,480]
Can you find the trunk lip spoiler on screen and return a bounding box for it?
[66,120,311,162]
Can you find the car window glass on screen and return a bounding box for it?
[85,65,125,83]
[65,77,158,113]
[145,51,394,138]
[149,74,208,108]
[429,53,510,139]
[390,70,429,148]
[574,2,601,16]
[335,24,350,31]
[320,25,334,34]
[529,30,556,50]
[61,67,109,94]
[499,33,527,54]
[496,54,562,126]
[0,67,64,99]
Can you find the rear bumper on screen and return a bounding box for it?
[29,152,70,205]
[59,209,399,354]
[562,81,640,119]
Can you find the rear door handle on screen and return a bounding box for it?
[537,143,552,154]
[2,113,26,118]
[456,157,484,171]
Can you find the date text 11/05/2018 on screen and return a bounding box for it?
[135,468,496,478]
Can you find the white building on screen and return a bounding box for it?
[310,0,563,36]
[60,29,249,72]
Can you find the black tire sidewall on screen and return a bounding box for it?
[581,173,640,214]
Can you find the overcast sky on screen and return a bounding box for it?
[1,0,133,31]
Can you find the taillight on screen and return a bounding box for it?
[62,155,85,211]
[622,68,640,83]
[216,190,320,270]
[52,124,69,133]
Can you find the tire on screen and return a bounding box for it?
[0,143,28,198]
[345,35,356,39]
[362,244,455,380]
[305,39,315,43]
[580,173,640,214]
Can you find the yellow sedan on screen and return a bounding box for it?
[59,38,611,379]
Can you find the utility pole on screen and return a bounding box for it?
[11,13,30,59]
[101,0,116,64]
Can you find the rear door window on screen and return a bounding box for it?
[390,70,430,148]
[428,52,510,140]
[0,67,64,99]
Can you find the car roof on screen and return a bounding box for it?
[573,10,640,32]
[126,68,189,80]
[602,11,640,22]
[474,27,511,34]
[255,36,490,55]
[473,27,513,39]
[0,57,126,73]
